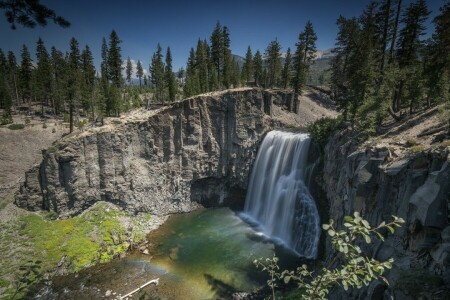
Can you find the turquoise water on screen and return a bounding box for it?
[44,208,299,299]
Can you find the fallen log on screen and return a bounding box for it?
[119,278,159,299]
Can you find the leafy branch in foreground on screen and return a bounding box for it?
[255,213,404,299]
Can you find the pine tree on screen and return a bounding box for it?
[330,16,360,120]
[35,37,53,115]
[0,49,12,117]
[281,48,292,89]
[150,43,165,104]
[1,0,70,29]
[126,56,133,84]
[184,47,199,97]
[100,37,109,81]
[67,37,81,133]
[292,21,317,96]
[222,26,232,88]
[210,22,223,87]
[265,39,282,88]
[81,45,96,118]
[196,39,209,93]
[241,46,253,83]
[253,50,264,86]
[394,0,430,112]
[165,47,176,102]
[136,60,144,86]
[20,44,33,103]
[6,51,19,106]
[50,46,66,114]
[108,30,123,88]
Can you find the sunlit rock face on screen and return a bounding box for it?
[16,89,311,217]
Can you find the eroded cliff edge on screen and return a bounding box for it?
[15,88,334,217]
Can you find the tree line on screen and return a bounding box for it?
[330,0,450,136]
[0,20,321,131]
[183,21,318,98]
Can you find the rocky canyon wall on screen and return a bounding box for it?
[15,89,307,217]
[322,130,449,299]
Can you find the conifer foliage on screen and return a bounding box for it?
[330,0,449,136]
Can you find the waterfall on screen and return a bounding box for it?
[243,131,320,259]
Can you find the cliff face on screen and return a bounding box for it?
[322,131,450,298]
[15,89,311,217]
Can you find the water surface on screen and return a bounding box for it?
[41,208,299,299]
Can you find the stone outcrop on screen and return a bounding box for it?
[15,89,306,217]
[322,130,450,299]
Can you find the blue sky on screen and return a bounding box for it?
[0,0,445,76]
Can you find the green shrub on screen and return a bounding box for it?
[1,114,13,125]
[8,124,25,130]
[308,116,343,148]
[42,122,47,129]
[255,213,404,300]
[52,128,56,133]
[63,113,70,123]
[405,138,418,147]
[409,145,425,153]
[25,118,31,125]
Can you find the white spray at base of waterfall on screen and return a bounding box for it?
[241,131,320,259]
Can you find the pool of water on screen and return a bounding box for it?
[38,208,300,299]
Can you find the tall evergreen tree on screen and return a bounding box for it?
[292,21,317,96]
[184,47,199,97]
[394,0,430,112]
[67,37,81,133]
[6,50,19,106]
[136,60,144,86]
[265,39,282,88]
[150,43,165,104]
[210,22,223,87]
[125,56,133,84]
[196,39,209,93]
[253,50,264,86]
[50,46,66,114]
[35,37,53,115]
[165,47,176,102]
[281,47,292,89]
[20,44,32,103]
[100,37,109,81]
[330,16,360,120]
[222,26,232,88]
[241,46,253,83]
[0,49,12,117]
[108,30,123,88]
[81,45,96,118]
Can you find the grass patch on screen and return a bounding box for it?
[409,145,426,153]
[7,124,25,130]
[19,203,129,271]
[0,202,155,299]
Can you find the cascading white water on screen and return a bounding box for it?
[243,131,320,259]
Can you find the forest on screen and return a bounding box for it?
[0,0,449,138]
